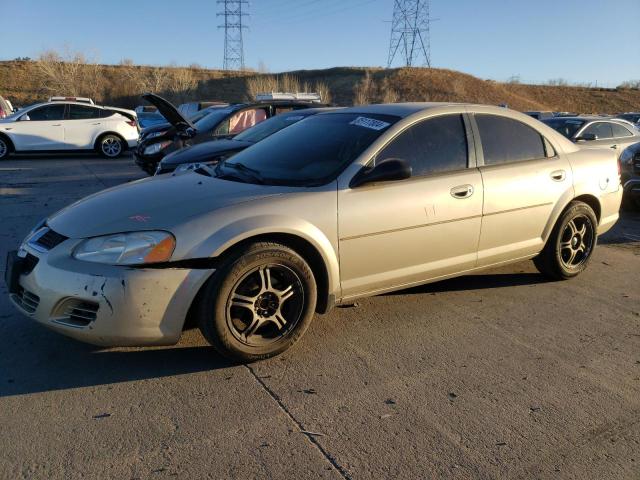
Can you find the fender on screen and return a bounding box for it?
[186,214,341,299]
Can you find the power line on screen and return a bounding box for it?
[217,0,248,70]
[387,0,433,68]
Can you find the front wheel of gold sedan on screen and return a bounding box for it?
[534,201,598,280]
[197,242,317,362]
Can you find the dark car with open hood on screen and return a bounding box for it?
[135,93,326,175]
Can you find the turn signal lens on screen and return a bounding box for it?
[144,235,176,263]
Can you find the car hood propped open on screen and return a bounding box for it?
[142,93,195,131]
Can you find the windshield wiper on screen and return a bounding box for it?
[222,161,266,184]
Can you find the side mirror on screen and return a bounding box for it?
[19,114,30,121]
[350,158,412,188]
[576,133,597,142]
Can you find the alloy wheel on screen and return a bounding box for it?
[559,214,594,269]
[0,138,7,158]
[101,136,122,157]
[225,264,304,347]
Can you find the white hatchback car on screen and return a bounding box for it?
[0,101,139,159]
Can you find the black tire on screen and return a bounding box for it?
[533,201,598,280]
[0,135,11,160]
[97,134,124,158]
[197,242,317,362]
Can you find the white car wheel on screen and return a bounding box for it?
[0,137,9,159]
[100,135,123,158]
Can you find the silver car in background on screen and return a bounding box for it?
[6,103,622,361]
[542,116,640,158]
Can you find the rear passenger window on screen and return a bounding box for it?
[376,114,468,176]
[583,122,613,139]
[68,105,100,119]
[476,115,546,165]
[611,123,633,138]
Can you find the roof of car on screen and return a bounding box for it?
[320,102,532,118]
[544,116,629,123]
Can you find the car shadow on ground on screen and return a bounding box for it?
[383,271,549,296]
[0,325,236,398]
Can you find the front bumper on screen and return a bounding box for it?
[8,241,213,347]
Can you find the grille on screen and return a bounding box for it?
[22,253,39,275]
[12,287,40,314]
[35,228,67,251]
[53,299,99,328]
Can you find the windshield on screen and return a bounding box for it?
[234,112,310,143]
[216,112,400,187]
[542,118,586,139]
[617,113,640,124]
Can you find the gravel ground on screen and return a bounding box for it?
[1,154,639,479]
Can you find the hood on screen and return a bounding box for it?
[47,173,285,238]
[160,139,253,167]
[142,93,194,130]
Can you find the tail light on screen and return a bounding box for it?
[125,119,137,128]
[0,106,5,118]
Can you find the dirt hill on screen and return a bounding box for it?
[1,60,639,113]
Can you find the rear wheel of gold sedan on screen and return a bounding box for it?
[197,242,317,362]
[534,201,597,280]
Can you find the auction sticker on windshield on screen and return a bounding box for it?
[349,116,391,131]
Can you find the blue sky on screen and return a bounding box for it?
[1,0,639,86]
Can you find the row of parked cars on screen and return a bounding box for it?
[4,92,629,361]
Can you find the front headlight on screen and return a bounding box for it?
[175,162,205,173]
[73,231,175,265]
[144,140,172,156]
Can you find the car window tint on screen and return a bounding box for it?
[27,104,65,121]
[68,104,100,119]
[476,114,546,165]
[376,114,468,175]
[611,123,633,138]
[583,122,613,139]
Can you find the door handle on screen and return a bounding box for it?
[92,123,101,125]
[52,124,62,126]
[550,170,566,181]
[610,145,618,149]
[450,184,474,199]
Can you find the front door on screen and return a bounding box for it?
[338,114,483,298]
[13,104,66,150]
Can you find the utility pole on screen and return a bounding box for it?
[217,0,248,71]
[387,0,432,68]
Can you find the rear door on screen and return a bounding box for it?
[64,104,103,149]
[473,113,573,266]
[609,122,640,154]
[338,113,483,297]
[577,121,615,150]
[12,104,66,150]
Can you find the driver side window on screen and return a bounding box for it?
[375,114,468,176]
[24,104,66,121]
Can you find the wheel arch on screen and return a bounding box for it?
[542,193,602,243]
[184,216,340,316]
[94,131,127,151]
[0,132,15,152]
[216,232,334,314]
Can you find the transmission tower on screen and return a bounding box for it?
[217,0,248,70]
[387,0,432,68]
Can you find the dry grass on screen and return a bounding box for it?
[1,57,639,113]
